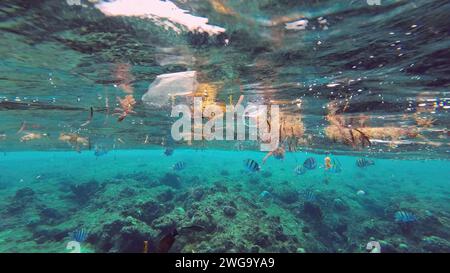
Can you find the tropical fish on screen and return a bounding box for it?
[71,228,88,243]
[157,228,178,253]
[394,211,417,223]
[324,156,332,169]
[302,189,316,202]
[164,147,174,156]
[303,157,317,170]
[244,159,260,172]
[173,161,186,171]
[356,158,375,168]
[327,158,342,173]
[294,165,307,175]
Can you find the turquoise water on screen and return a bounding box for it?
[0,149,449,252]
[0,0,449,253]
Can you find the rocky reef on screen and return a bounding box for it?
[0,151,449,253]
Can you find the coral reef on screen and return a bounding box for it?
[0,150,448,253]
[69,180,103,203]
[5,187,36,214]
[273,184,299,204]
[160,173,182,189]
[222,206,237,217]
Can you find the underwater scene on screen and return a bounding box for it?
[0,0,449,253]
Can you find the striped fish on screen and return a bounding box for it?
[173,161,186,171]
[327,159,342,173]
[356,158,375,168]
[303,189,316,202]
[303,157,317,170]
[71,228,88,243]
[244,159,260,172]
[394,211,417,223]
[294,165,307,175]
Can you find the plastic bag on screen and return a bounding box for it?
[141,71,198,107]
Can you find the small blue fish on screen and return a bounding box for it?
[244,159,260,172]
[302,189,316,202]
[294,165,307,175]
[395,211,417,223]
[164,147,174,156]
[173,161,186,171]
[303,157,317,170]
[356,158,374,168]
[71,228,88,243]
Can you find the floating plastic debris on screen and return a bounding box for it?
[142,71,198,108]
[95,0,226,35]
[285,19,309,30]
[66,0,84,7]
[366,241,381,253]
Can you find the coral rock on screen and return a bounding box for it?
[160,173,182,188]
[223,205,237,218]
[274,185,299,204]
[303,201,323,220]
[422,236,450,253]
